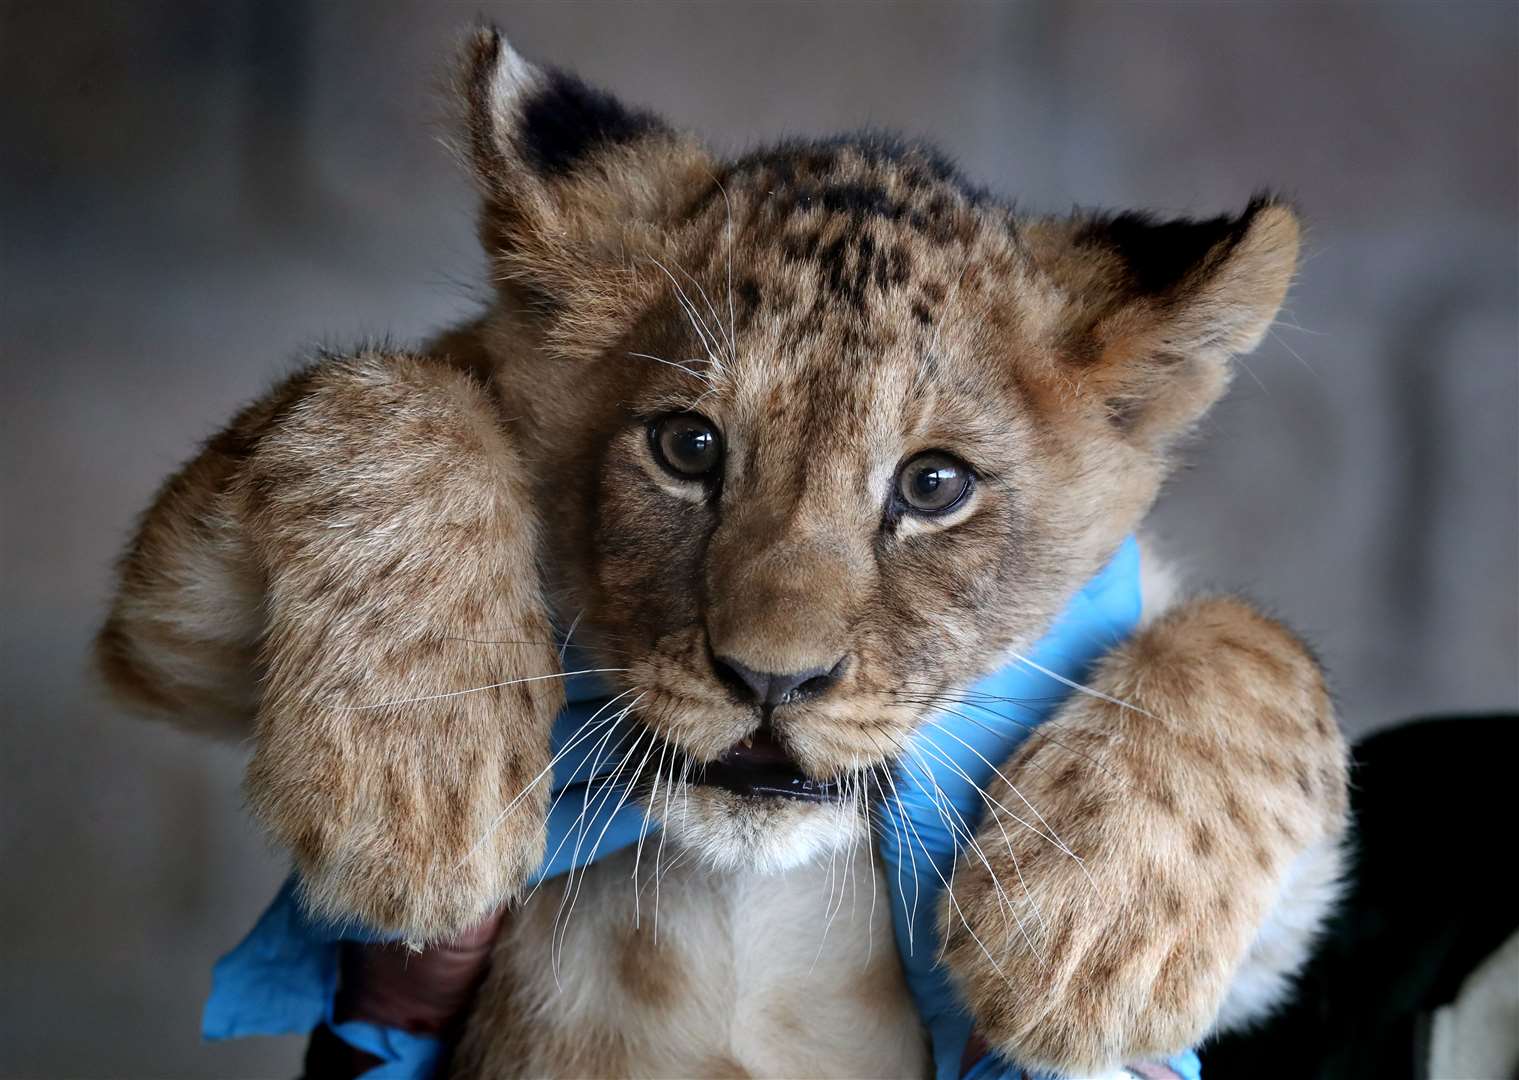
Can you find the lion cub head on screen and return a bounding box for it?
[459,30,1298,871]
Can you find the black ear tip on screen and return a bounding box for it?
[518,68,665,177]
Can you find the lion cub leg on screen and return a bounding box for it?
[101,350,560,941]
[943,597,1350,1075]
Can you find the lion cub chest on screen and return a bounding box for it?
[457,844,928,1078]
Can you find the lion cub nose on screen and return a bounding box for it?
[711,654,847,708]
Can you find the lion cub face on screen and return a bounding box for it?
[462,31,1298,870]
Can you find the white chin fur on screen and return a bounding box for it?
[650,781,867,874]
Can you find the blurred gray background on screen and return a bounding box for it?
[2,1,1515,1075]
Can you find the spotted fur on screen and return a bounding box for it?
[97,27,1348,1076]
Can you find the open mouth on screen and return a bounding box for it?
[689,725,843,803]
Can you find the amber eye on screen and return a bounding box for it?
[650,413,723,479]
[896,451,973,515]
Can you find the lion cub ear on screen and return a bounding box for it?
[1029,197,1301,448]
[456,27,714,309]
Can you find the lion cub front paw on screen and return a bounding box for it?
[943,598,1348,1074]
[945,854,1236,1075]
[941,760,1239,1074]
[248,669,561,943]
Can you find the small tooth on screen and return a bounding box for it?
[742,736,753,748]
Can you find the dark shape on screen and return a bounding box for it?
[819,181,906,221]
[520,68,663,176]
[711,654,846,708]
[1203,713,1519,1080]
[721,131,995,209]
[1077,194,1283,296]
[698,723,861,802]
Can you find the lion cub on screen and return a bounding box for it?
[98,28,1348,1078]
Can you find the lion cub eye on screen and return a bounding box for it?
[896,451,973,515]
[650,413,723,479]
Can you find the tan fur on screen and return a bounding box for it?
[454,844,925,1078]
[97,26,1349,1076]
[941,598,1348,1074]
[101,351,563,939]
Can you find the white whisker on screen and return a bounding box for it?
[647,256,728,377]
[522,711,633,910]
[627,351,716,385]
[557,609,585,665]
[670,260,730,366]
[875,762,923,952]
[630,738,670,927]
[543,722,633,987]
[708,170,739,363]
[915,714,1077,857]
[652,747,679,943]
[862,773,879,968]
[881,756,1008,978]
[899,740,1044,964]
[553,718,651,975]
[1268,324,1321,375]
[867,758,914,954]
[1005,651,1153,717]
[335,667,628,711]
[456,686,640,868]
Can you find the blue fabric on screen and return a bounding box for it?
[1172,1048,1205,1080]
[205,536,1197,1079]
[878,537,1148,1080]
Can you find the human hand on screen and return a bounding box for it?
[303,912,505,1079]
